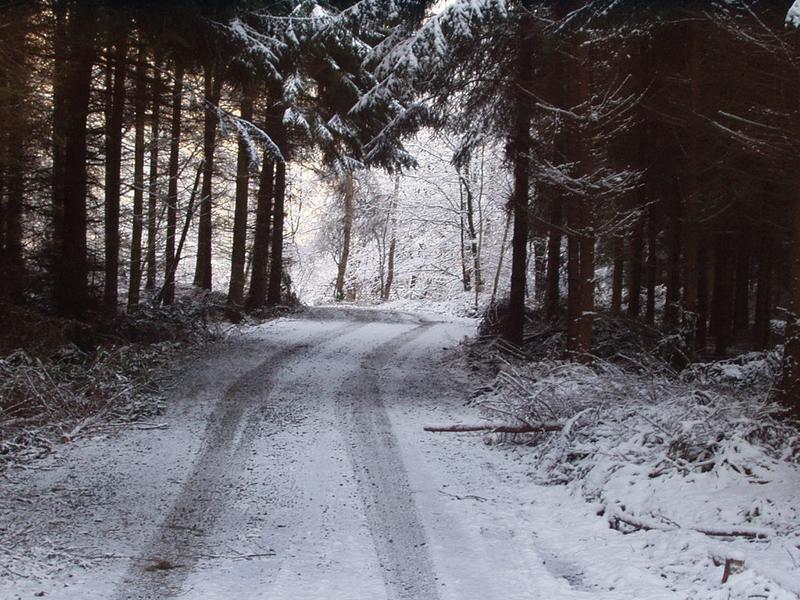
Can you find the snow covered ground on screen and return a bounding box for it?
[1,308,797,599]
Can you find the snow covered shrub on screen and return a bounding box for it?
[0,295,223,468]
[480,349,798,482]
[478,348,800,533]
[472,342,800,597]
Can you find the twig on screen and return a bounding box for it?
[438,489,488,502]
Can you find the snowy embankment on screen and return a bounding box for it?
[472,347,800,599]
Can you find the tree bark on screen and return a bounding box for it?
[103,35,129,313]
[504,20,534,347]
[645,204,658,325]
[4,117,24,304]
[145,56,161,292]
[193,63,222,291]
[461,165,482,293]
[267,118,288,308]
[733,233,751,335]
[753,235,772,350]
[163,62,184,306]
[245,152,274,311]
[627,213,644,318]
[697,237,710,350]
[382,177,399,301]
[663,185,682,330]
[566,203,581,349]
[491,211,512,305]
[51,0,67,301]
[128,43,147,310]
[335,172,355,301]
[459,182,470,292]
[0,144,5,288]
[566,34,594,361]
[711,232,734,357]
[2,16,27,304]
[544,193,562,320]
[778,197,800,414]
[611,236,624,315]
[682,24,701,347]
[55,2,96,317]
[227,81,255,306]
[532,234,546,303]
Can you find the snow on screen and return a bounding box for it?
[787,1,800,28]
[1,310,798,599]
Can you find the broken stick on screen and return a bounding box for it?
[424,423,561,434]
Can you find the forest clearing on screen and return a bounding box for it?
[1,1,800,599]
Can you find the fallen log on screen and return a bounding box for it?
[609,508,771,539]
[424,422,562,434]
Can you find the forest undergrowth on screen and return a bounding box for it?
[469,307,800,596]
[0,293,233,470]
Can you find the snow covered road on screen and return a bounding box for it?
[1,308,766,600]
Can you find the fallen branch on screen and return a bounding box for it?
[609,508,771,539]
[424,422,562,434]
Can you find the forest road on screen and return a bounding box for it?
[10,307,548,600]
[115,309,444,600]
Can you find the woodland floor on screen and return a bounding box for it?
[0,307,797,599]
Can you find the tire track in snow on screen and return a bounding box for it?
[115,322,358,600]
[336,322,442,600]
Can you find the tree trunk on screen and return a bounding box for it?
[157,162,202,306]
[382,177,399,301]
[245,152,274,311]
[384,239,396,301]
[2,18,27,304]
[55,2,96,317]
[645,204,658,325]
[711,232,734,357]
[0,145,5,290]
[459,182,470,292]
[682,24,701,348]
[778,197,800,414]
[51,0,68,302]
[163,62,184,306]
[462,166,482,293]
[128,43,147,310]
[533,234,546,303]
[566,200,581,350]
[4,121,24,304]
[227,81,255,306]
[663,186,682,330]
[491,210,512,305]
[611,236,624,315]
[696,238,710,350]
[145,56,161,292]
[267,118,288,308]
[335,172,355,302]
[733,233,751,336]
[504,20,534,347]
[573,199,595,359]
[103,35,128,313]
[193,64,222,291]
[627,212,644,318]
[566,34,594,361]
[544,194,562,320]
[753,235,772,350]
